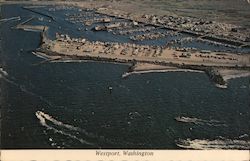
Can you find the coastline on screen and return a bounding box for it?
[35,29,250,88]
[32,50,249,89]
[9,2,250,88]
[1,2,250,151]
[2,0,250,45]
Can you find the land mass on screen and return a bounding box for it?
[2,1,250,88]
[35,29,250,88]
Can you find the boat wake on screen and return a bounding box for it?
[175,116,227,127]
[0,67,8,77]
[35,110,147,147]
[0,71,20,87]
[176,138,250,150]
[0,71,53,107]
[35,111,95,146]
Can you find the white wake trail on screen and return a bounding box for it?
[35,111,94,146]
[176,138,250,150]
[175,116,227,127]
[0,67,8,76]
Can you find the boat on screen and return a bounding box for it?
[175,116,198,123]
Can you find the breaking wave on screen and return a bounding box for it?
[175,116,227,127]
[176,138,250,150]
[215,83,228,89]
[36,111,95,146]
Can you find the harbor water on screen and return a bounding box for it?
[0,4,249,149]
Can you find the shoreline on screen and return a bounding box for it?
[35,32,250,88]
[9,3,249,88]
[32,50,250,89]
[2,1,250,151]
[32,51,250,83]
[1,1,250,46]
[39,33,250,68]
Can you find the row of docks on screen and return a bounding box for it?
[140,14,250,44]
[167,37,194,46]
[65,12,113,25]
[58,7,249,53]
[129,30,181,41]
[62,9,219,46]
[114,26,155,35]
[196,38,238,49]
[130,32,166,41]
[168,37,240,52]
[46,5,250,49]
[92,20,183,42]
[65,12,129,26]
[73,13,238,53]
[48,6,76,11]
[93,21,139,31]
[62,10,180,42]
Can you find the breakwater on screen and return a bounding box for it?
[22,6,55,21]
[0,16,20,22]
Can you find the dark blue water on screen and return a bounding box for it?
[0,4,250,149]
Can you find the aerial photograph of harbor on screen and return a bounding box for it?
[0,0,250,149]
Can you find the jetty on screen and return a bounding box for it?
[22,6,56,21]
[0,16,21,22]
[17,17,35,26]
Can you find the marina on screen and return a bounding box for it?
[0,1,249,150]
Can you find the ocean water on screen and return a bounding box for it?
[0,4,249,149]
